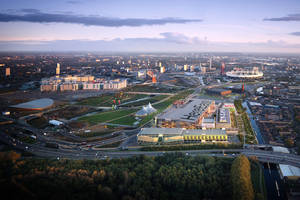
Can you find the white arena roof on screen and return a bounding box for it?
[11,98,54,110]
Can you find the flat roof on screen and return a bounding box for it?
[279,164,300,177]
[217,108,230,123]
[138,128,226,136]
[138,128,183,135]
[11,98,54,110]
[157,99,213,123]
[185,129,226,135]
[249,102,262,106]
[202,118,215,123]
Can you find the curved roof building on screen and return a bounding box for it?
[136,103,157,116]
[11,98,54,110]
[226,67,263,79]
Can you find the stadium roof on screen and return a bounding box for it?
[11,98,54,110]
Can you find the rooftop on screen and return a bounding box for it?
[11,98,54,110]
[157,99,213,123]
[185,129,226,135]
[138,128,226,136]
[279,164,300,177]
[138,128,184,135]
[272,146,290,154]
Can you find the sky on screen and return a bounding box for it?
[0,0,300,53]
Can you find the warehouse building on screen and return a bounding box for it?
[205,88,232,96]
[156,99,215,129]
[137,128,227,144]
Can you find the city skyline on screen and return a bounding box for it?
[1,0,300,52]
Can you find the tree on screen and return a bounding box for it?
[231,155,254,200]
[285,138,294,148]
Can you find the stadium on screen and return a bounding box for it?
[226,67,263,79]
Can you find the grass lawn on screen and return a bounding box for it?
[125,84,180,93]
[78,109,138,125]
[77,93,148,107]
[110,115,137,126]
[123,95,168,107]
[77,93,115,106]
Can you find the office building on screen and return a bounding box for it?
[216,108,231,129]
[5,67,10,76]
[56,63,60,75]
[160,66,166,73]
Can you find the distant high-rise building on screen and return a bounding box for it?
[209,57,212,70]
[56,63,60,75]
[184,64,189,71]
[160,66,166,73]
[152,75,157,83]
[190,65,194,72]
[201,67,206,74]
[5,67,10,76]
[221,62,225,75]
[159,62,162,67]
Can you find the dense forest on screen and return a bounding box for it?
[0,151,255,200]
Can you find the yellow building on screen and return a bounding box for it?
[137,128,227,144]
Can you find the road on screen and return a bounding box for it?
[2,130,300,168]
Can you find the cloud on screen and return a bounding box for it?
[66,1,81,4]
[290,32,300,36]
[264,14,300,21]
[1,33,300,53]
[0,9,202,27]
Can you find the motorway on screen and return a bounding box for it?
[2,129,300,168]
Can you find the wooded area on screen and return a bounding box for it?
[0,151,234,200]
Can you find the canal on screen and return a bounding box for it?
[243,101,287,200]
